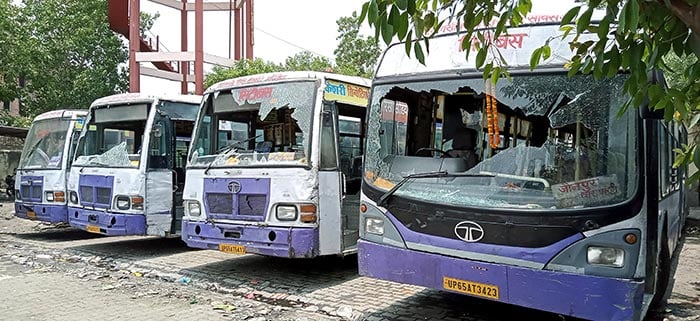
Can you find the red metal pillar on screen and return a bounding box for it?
[180,0,189,94]
[245,0,254,59]
[234,6,241,60]
[195,0,204,94]
[128,0,141,93]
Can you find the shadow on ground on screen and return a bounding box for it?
[178,254,359,295]
[364,289,587,321]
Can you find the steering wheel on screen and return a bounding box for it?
[416,147,451,157]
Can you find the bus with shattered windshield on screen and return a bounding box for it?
[67,93,200,236]
[358,23,687,321]
[181,71,370,258]
[14,109,87,223]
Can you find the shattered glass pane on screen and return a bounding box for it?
[190,81,317,168]
[19,118,72,169]
[364,73,637,210]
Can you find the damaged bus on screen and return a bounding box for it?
[67,93,200,236]
[14,110,87,223]
[181,71,370,258]
[358,23,687,321]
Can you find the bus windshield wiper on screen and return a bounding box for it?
[376,171,496,207]
[205,134,263,175]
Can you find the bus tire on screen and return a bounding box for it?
[651,232,671,309]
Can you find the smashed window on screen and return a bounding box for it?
[74,105,147,168]
[189,81,316,168]
[19,118,72,169]
[364,74,637,210]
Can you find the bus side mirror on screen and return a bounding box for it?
[640,70,666,120]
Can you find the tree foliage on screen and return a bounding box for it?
[361,0,700,179]
[335,11,383,78]
[0,0,22,104]
[284,51,334,72]
[2,0,128,118]
[204,58,285,89]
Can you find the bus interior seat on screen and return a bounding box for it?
[446,127,479,170]
[386,155,468,177]
[255,141,273,153]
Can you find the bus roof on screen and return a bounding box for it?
[90,93,202,108]
[375,23,601,78]
[34,109,88,121]
[206,71,371,94]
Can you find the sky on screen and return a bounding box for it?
[137,0,583,94]
[139,0,367,93]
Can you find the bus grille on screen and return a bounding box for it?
[19,176,43,202]
[203,178,270,221]
[78,175,114,209]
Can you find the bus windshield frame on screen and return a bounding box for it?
[188,80,317,169]
[18,117,75,170]
[363,70,640,212]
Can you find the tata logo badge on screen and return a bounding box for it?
[227,181,241,194]
[454,221,485,243]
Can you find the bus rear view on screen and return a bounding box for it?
[14,110,86,223]
[359,23,686,321]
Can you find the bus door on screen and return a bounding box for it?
[145,112,175,236]
[318,101,345,254]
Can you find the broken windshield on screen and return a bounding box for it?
[73,104,148,168]
[19,118,73,169]
[189,81,316,168]
[364,73,637,210]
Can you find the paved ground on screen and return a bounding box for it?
[0,202,698,321]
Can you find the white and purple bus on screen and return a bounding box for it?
[67,93,200,236]
[358,23,688,321]
[181,71,370,258]
[14,109,87,223]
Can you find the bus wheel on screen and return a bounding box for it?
[651,232,671,309]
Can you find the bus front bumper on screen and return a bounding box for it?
[68,207,146,236]
[358,240,644,321]
[181,220,319,258]
[14,202,68,223]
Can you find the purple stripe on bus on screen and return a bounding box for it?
[181,220,319,258]
[14,202,68,223]
[385,210,583,264]
[68,206,146,236]
[358,240,643,321]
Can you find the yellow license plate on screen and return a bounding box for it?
[443,276,500,300]
[219,244,245,255]
[27,211,36,219]
[86,224,101,234]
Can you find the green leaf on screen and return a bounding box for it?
[396,12,409,39]
[529,47,542,71]
[494,13,508,39]
[576,8,593,34]
[597,16,611,40]
[482,62,493,81]
[490,66,500,85]
[541,45,551,60]
[368,0,379,24]
[561,6,581,25]
[381,15,394,45]
[396,0,407,11]
[414,41,425,64]
[476,48,487,68]
[406,0,415,15]
[626,0,640,32]
[359,2,370,24]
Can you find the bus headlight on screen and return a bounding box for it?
[186,201,201,217]
[69,191,78,204]
[587,246,624,267]
[45,191,54,202]
[276,205,297,221]
[115,195,130,210]
[365,218,384,235]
